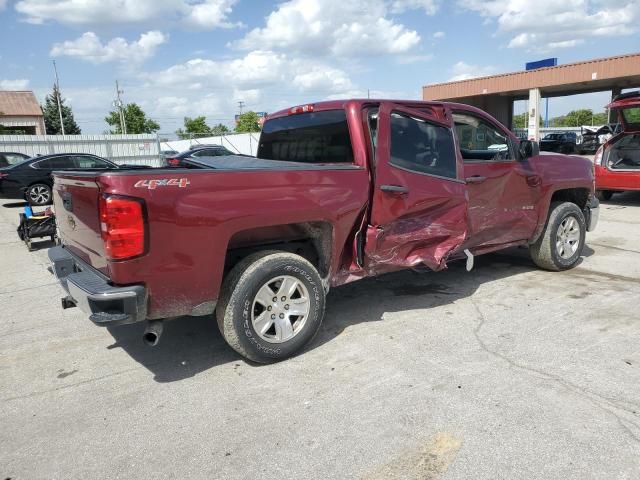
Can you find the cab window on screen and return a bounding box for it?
[389,112,457,179]
[453,112,513,161]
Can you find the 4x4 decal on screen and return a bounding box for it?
[134,178,190,190]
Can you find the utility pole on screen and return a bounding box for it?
[52,60,65,135]
[114,80,127,134]
[237,101,245,115]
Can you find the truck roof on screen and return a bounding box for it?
[265,98,496,123]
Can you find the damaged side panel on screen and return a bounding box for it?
[365,192,468,272]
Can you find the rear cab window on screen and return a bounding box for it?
[258,110,354,164]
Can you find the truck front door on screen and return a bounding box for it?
[364,103,469,272]
[452,110,541,251]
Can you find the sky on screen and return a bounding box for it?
[0,0,639,134]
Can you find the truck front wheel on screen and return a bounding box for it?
[529,201,586,271]
[216,251,326,363]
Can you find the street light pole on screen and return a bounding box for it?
[52,60,65,135]
[115,80,127,134]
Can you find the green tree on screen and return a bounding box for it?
[591,112,608,125]
[105,103,160,134]
[42,84,81,135]
[176,116,211,139]
[211,123,230,135]
[559,109,594,127]
[235,111,261,133]
[513,112,543,129]
[513,112,528,129]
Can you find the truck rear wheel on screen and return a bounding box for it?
[529,201,586,271]
[216,251,325,363]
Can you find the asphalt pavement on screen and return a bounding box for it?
[1,193,639,480]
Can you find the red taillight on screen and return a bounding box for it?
[290,104,314,114]
[99,195,146,260]
[166,158,181,166]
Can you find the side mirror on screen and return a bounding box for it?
[519,140,539,160]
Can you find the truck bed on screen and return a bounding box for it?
[52,158,370,319]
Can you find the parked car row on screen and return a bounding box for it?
[0,144,235,206]
[540,131,579,154]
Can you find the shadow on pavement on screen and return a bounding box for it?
[107,314,239,383]
[3,201,28,209]
[601,191,640,207]
[22,238,57,251]
[106,245,593,383]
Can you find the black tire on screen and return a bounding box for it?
[530,201,586,271]
[596,190,614,201]
[216,251,326,363]
[26,183,52,206]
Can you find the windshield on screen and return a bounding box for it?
[258,110,353,164]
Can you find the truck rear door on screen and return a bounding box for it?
[364,103,469,271]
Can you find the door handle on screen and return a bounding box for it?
[465,175,487,184]
[380,184,409,195]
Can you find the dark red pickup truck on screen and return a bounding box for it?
[49,99,599,362]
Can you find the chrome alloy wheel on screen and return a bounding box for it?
[556,215,581,259]
[251,275,311,343]
[29,185,50,205]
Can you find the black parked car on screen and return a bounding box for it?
[539,132,578,154]
[0,152,30,168]
[163,144,234,167]
[0,153,120,206]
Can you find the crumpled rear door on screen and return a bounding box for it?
[365,103,469,271]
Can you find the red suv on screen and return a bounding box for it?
[595,91,640,200]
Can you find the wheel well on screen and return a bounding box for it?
[550,188,590,210]
[224,222,333,277]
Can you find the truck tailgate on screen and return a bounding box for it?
[52,174,109,275]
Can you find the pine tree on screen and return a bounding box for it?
[42,84,81,135]
[105,103,160,134]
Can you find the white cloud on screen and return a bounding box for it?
[449,61,497,81]
[433,31,445,38]
[183,0,239,29]
[390,0,439,14]
[50,31,167,64]
[0,0,7,10]
[0,79,30,90]
[15,0,238,29]
[234,0,421,56]
[150,50,355,95]
[457,0,640,51]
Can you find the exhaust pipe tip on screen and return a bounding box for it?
[143,320,163,347]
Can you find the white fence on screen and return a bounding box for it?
[161,132,260,156]
[0,134,162,166]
